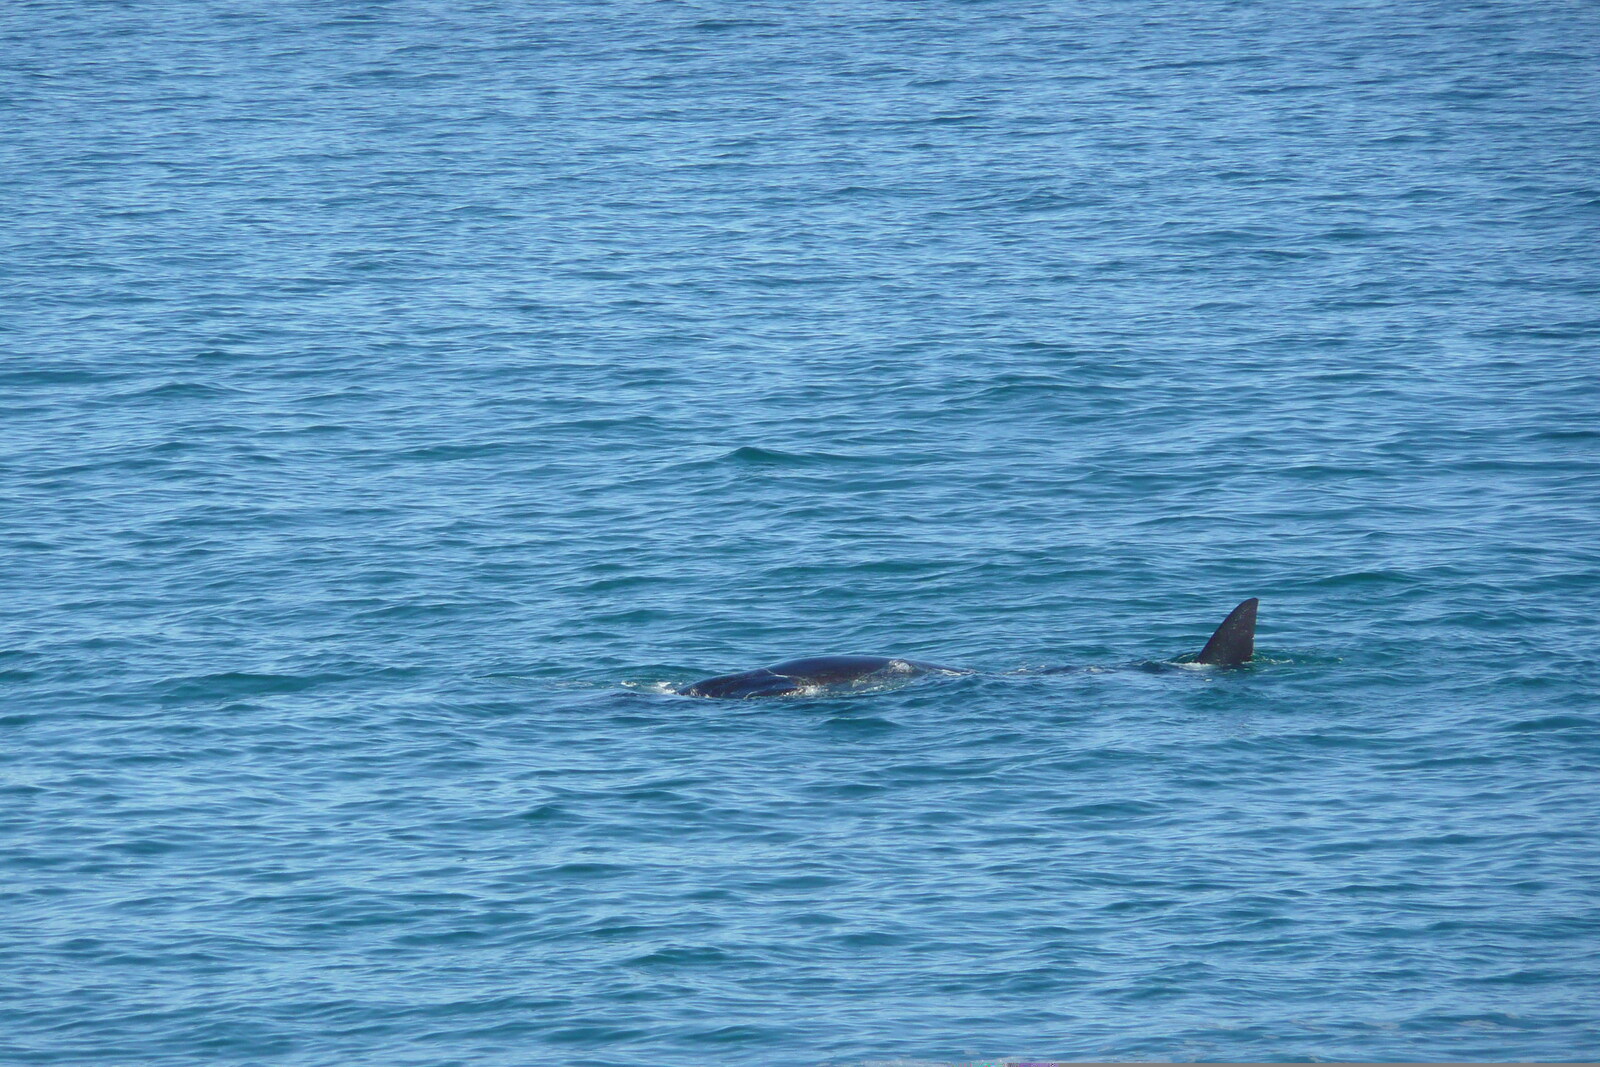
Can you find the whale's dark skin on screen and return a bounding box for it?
[678,655,966,699]
[1195,597,1256,666]
[678,599,1260,699]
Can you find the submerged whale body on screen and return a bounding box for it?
[677,598,1259,700]
[679,655,966,699]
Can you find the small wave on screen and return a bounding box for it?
[1301,570,1417,588]
[691,18,780,31]
[1504,714,1595,733]
[158,672,335,702]
[481,675,617,693]
[619,680,683,696]
[0,368,125,387]
[112,381,244,403]
[709,445,905,468]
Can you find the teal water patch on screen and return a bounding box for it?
[5,0,1600,1063]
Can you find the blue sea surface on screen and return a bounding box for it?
[4,1,1599,1063]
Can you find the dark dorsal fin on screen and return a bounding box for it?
[1196,598,1258,666]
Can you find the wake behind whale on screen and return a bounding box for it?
[678,598,1259,699]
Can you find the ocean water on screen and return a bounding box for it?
[4,0,1599,1062]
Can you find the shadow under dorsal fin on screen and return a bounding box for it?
[1195,598,1258,666]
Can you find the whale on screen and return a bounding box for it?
[678,598,1259,699]
[679,654,970,699]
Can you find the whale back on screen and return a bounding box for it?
[680,655,943,699]
[679,668,803,700]
[679,601,1259,698]
[763,655,899,685]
